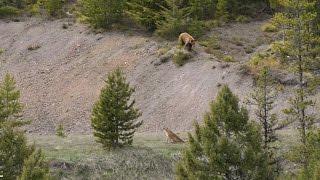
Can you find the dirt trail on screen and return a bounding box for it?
[0,18,287,134]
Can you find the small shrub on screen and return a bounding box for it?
[27,44,41,51]
[223,55,235,62]
[62,23,68,29]
[231,36,244,46]
[56,124,66,138]
[244,45,255,54]
[236,15,250,23]
[157,46,171,57]
[261,23,277,32]
[0,6,20,17]
[0,48,4,54]
[173,50,191,67]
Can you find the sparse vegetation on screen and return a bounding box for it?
[231,36,244,46]
[173,49,191,67]
[247,52,281,75]
[199,35,221,50]
[0,48,4,54]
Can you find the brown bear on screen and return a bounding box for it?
[178,32,196,51]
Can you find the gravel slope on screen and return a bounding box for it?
[0,18,296,134]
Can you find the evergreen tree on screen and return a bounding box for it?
[155,0,189,40]
[91,68,142,149]
[0,124,34,180]
[0,73,23,122]
[126,0,165,31]
[176,85,268,180]
[19,149,50,180]
[0,73,29,128]
[273,0,319,170]
[188,0,216,20]
[79,0,126,28]
[248,67,282,178]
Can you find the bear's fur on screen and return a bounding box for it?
[178,32,196,51]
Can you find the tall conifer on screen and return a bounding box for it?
[91,68,142,149]
[176,85,268,179]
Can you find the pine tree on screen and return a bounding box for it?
[91,68,142,149]
[272,0,319,170]
[248,67,283,178]
[188,0,216,20]
[176,85,268,179]
[126,0,165,31]
[0,73,29,128]
[79,0,126,28]
[0,73,22,122]
[0,124,34,180]
[155,0,189,40]
[19,149,50,180]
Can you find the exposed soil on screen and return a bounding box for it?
[0,18,302,134]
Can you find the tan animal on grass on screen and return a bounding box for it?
[178,32,196,51]
[163,128,184,143]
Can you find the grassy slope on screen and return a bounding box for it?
[27,133,186,180]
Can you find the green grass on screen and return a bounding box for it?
[27,133,186,179]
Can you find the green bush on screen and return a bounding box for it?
[173,49,191,67]
[79,0,126,29]
[0,6,20,17]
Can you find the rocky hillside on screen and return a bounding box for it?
[0,18,301,134]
